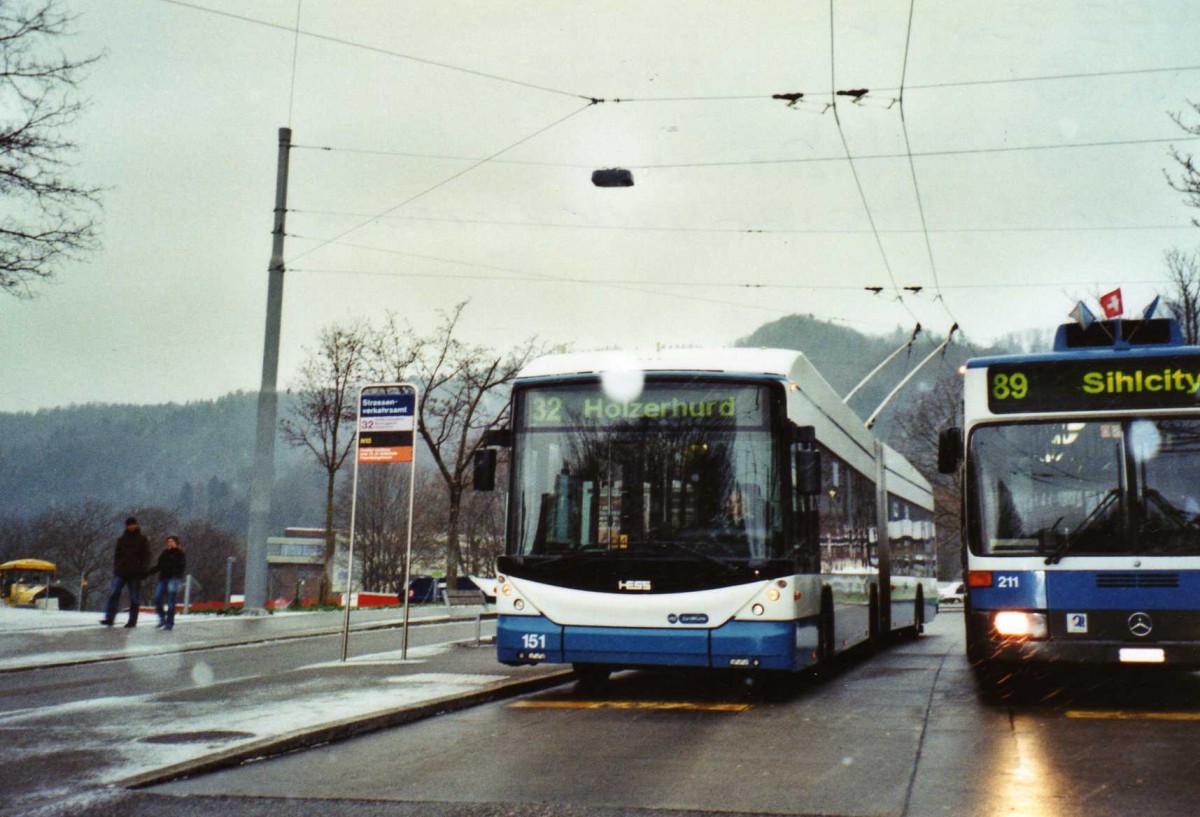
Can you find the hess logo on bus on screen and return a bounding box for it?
[618,580,652,591]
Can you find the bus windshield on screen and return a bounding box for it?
[509,381,785,560]
[969,418,1200,557]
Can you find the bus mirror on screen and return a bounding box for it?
[938,427,963,474]
[796,449,821,496]
[483,428,512,448]
[791,424,815,444]
[473,449,497,491]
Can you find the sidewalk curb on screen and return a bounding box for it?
[118,667,575,790]
[0,612,497,674]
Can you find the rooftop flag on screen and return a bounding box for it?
[1068,300,1096,329]
[1142,295,1161,320]
[1100,288,1124,319]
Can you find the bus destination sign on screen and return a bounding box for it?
[987,356,1200,414]
[522,385,768,429]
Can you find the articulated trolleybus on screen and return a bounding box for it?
[477,349,937,684]
[940,318,1200,671]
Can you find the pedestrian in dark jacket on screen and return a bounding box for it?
[101,517,151,628]
[150,535,187,630]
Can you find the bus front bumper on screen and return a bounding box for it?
[967,611,1200,668]
[497,614,819,672]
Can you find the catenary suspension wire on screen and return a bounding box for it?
[292,134,1200,171]
[627,135,1200,170]
[286,102,598,264]
[286,0,302,124]
[153,0,595,101]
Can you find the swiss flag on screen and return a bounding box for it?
[1100,288,1123,319]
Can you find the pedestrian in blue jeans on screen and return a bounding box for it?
[150,535,187,630]
[101,517,151,628]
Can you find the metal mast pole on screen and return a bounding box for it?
[244,126,292,613]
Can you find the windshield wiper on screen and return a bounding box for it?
[1044,489,1120,565]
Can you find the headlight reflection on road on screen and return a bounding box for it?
[987,721,1063,817]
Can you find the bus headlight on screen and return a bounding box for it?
[751,603,765,616]
[766,588,781,602]
[513,599,525,611]
[992,611,1048,639]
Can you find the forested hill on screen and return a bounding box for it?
[0,392,324,528]
[736,314,1009,430]
[0,315,1018,525]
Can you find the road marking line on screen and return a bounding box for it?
[1066,710,1200,721]
[510,700,752,712]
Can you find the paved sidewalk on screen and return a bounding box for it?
[0,604,495,672]
[1,608,573,816]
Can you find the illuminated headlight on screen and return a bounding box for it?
[751,603,765,616]
[766,588,781,602]
[992,611,1048,639]
[501,584,513,596]
[513,599,525,611]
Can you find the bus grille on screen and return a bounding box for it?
[1095,573,1180,589]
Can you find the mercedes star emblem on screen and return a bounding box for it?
[1127,611,1154,638]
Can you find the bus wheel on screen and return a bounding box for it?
[572,663,610,692]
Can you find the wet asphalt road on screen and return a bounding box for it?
[76,610,1197,817]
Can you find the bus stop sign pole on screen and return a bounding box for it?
[341,383,418,662]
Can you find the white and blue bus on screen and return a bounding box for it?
[476,349,937,684]
[940,318,1200,670]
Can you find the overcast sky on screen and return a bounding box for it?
[3,0,1199,412]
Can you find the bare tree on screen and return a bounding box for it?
[460,482,506,577]
[1164,247,1200,344]
[338,465,442,594]
[282,321,371,601]
[177,519,243,604]
[35,497,116,609]
[0,1,102,298]
[372,302,542,587]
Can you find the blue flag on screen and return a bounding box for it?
[1142,295,1161,320]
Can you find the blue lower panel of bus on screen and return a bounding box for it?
[498,615,818,672]
[967,569,1200,666]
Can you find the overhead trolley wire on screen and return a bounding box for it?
[828,0,923,330]
[897,0,975,355]
[287,210,1196,236]
[286,233,1170,292]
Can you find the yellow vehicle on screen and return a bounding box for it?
[0,559,75,610]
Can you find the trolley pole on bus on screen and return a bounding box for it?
[865,324,958,429]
